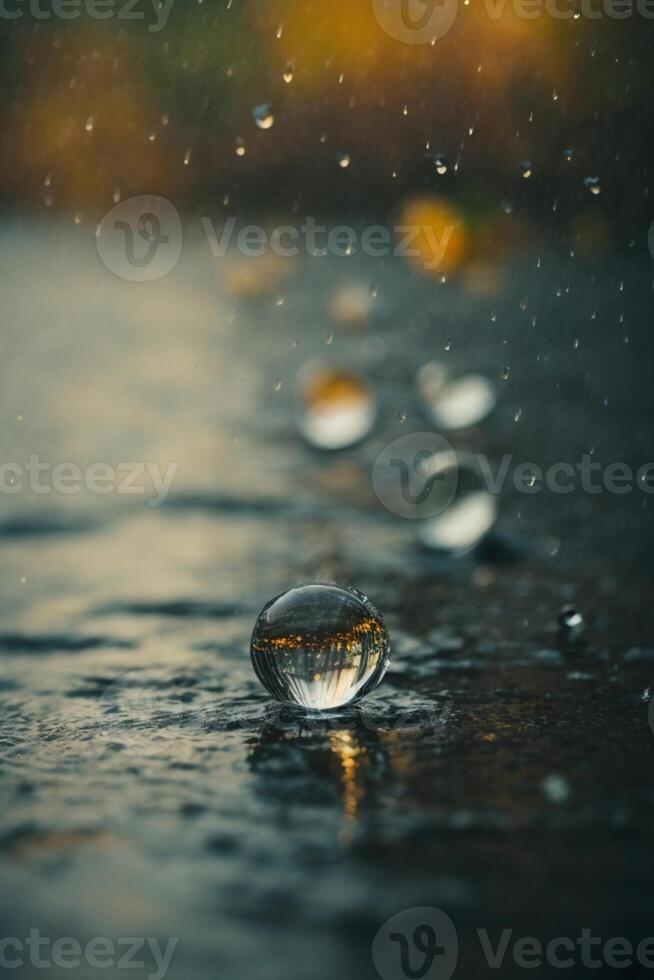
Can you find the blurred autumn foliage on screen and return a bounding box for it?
[0,0,650,240]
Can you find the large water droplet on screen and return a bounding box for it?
[434,154,449,176]
[297,364,376,450]
[251,585,391,710]
[417,454,497,555]
[253,103,275,130]
[417,363,497,430]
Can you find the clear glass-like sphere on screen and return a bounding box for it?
[251,584,391,710]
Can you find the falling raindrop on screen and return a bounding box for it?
[297,364,376,450]
[236,137,246,156]
[584,176,601,195]
[501,366,511,382]
[273,379,283,393]
[250,584,390,710]
[337,151,351,169]
[520,160,533,179]
[283,61,294,84]
[85,117,94,132]
[253,103,275,130]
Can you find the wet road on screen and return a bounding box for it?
[0,217,653,979]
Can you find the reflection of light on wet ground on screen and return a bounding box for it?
[1,220,652,980]
[328,730,363,826]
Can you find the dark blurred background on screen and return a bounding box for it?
[0,0,652,256]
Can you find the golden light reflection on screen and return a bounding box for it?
[398,197,468,277]
[302,369,372,413]
[251,614,386,656]
[329,730,363,825]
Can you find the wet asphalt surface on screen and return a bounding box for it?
[0,218,653,979]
